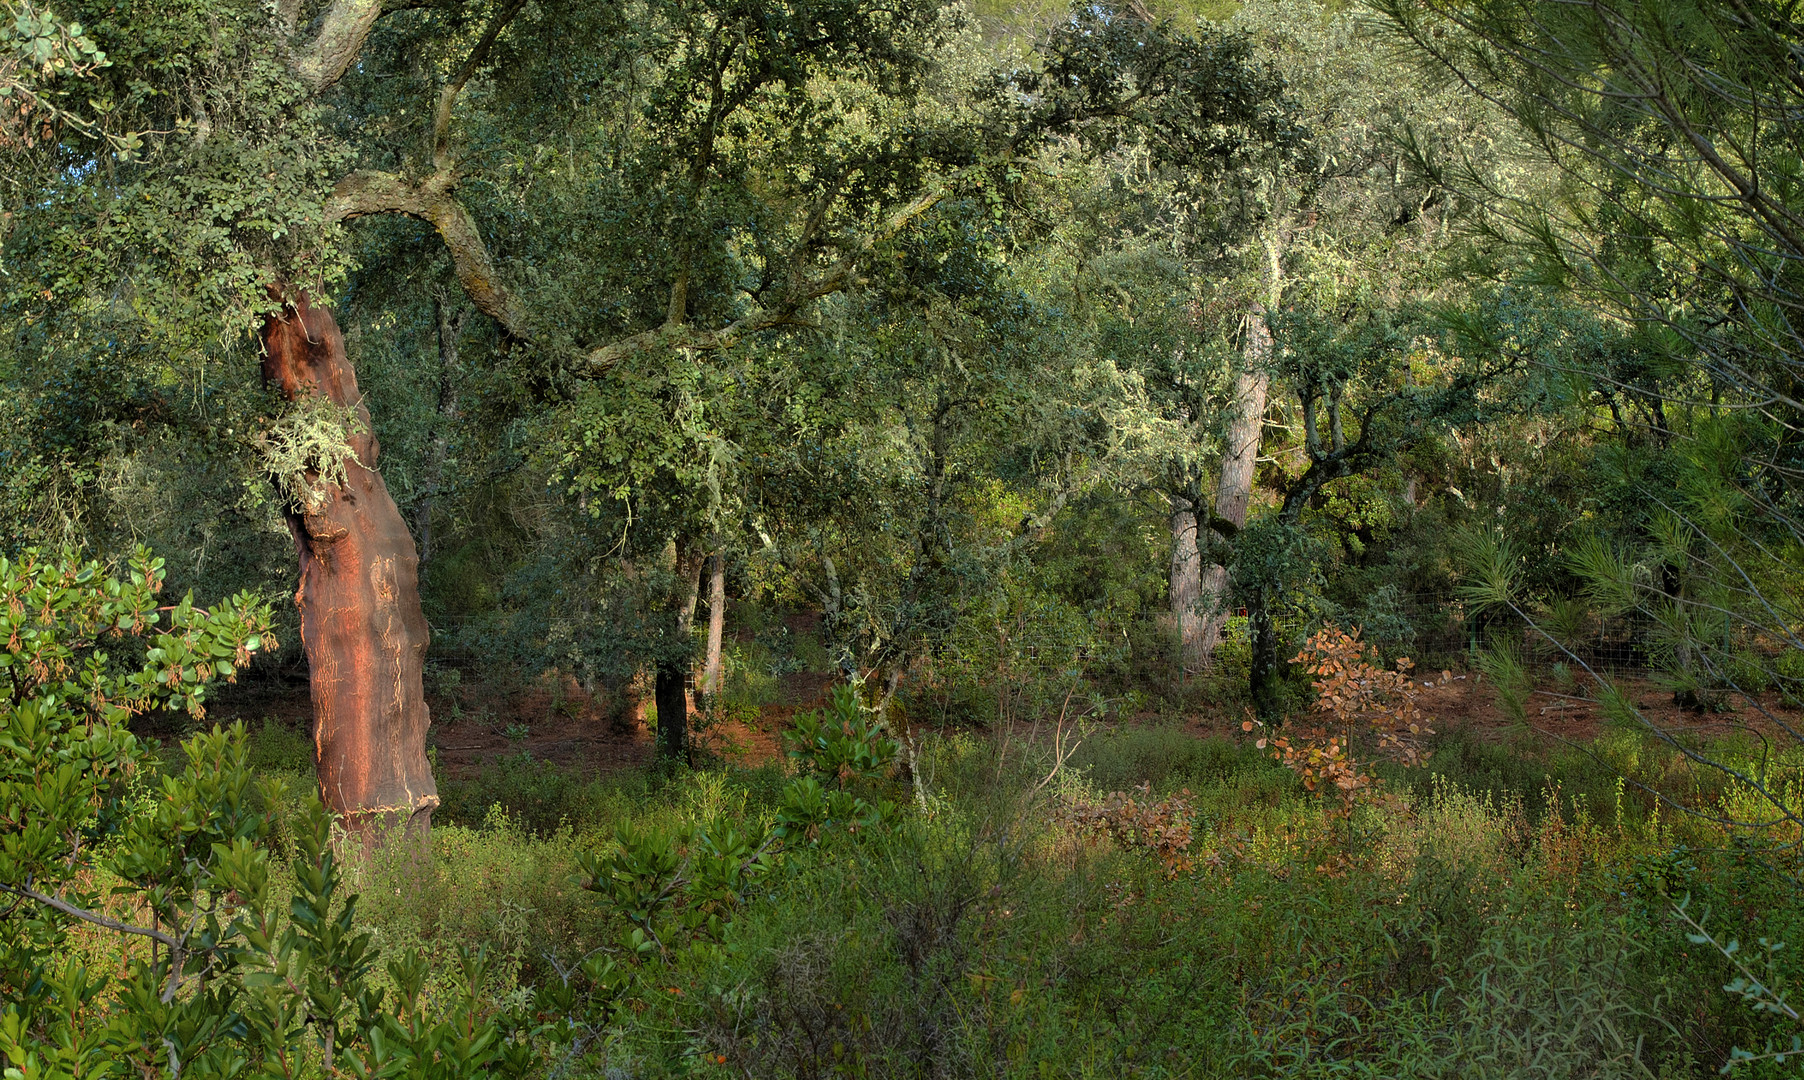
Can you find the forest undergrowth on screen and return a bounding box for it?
[43,690,1804,1080]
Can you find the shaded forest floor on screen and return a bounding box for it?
[206,656,1801,784]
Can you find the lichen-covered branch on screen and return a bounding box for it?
[325,168,529,338]
[288,0,385,93]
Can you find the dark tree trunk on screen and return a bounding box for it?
[1248,478,1330,724]
[261,291,438,841]
[1249,592,1283,723]
[654,662,688,759]
[656,544,706,760]
[416,288,467,572]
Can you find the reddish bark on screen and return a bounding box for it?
[261,290,438,840]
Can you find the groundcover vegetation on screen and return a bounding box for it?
[6,0,1804,1074]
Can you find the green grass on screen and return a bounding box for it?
[129,715,1804,1077]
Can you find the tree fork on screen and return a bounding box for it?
[1196,228,1283,670]
[261,291,438,842]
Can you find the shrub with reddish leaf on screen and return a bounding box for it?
[1062,783,1195,876]
[1244,625,1435,807]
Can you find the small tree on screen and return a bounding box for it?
[1249,624,1435,808]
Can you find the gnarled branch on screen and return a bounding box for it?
[328,156,964,377]
[326,169,529,338]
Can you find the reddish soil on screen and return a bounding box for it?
[209,653,1801,784]
[209,666,833,779]
[1169,669,1800,750]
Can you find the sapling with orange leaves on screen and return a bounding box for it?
[1245,624,1436,808]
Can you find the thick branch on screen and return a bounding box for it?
[329,153,963,377]
[326,169,529,337]
[1,882,180,949]
[290,0,384,94]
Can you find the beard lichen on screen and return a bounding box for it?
[257,394,365,516]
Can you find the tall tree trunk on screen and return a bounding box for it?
[701,546,726,696]
[655,544,706,759]
[261,291,438,841]
[416,288,467,573]
[1169,493,1205,676]
[1196,228,1283,667]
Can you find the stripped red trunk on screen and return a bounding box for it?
[261,292,438,840]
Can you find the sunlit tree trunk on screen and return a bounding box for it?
[1196,228,1283,668]
[702,547,726,696]
[261,292,438,842]
[1169,493,1205,675]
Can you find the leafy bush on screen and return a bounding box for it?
[1245,624,1436,808]
[0,549,509,1077]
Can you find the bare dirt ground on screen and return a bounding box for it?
[207,654,1800,783]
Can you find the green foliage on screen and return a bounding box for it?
[433,753,628,837]
[776,683,903,841]
[785,684,900,786]
[0,548,512,1078]
[1475,637,1532,728]
[1,0,111,149]
[11,0,1804,1072]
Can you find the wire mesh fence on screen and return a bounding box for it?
[1187,593,1660,678]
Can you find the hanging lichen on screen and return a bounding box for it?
[256,394,365,516]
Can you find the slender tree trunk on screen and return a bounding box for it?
[702,546,726,696]
[1249,484,1322,723]
[261,291,438,841]
[1169,493,1205,676]
[416,289,466,572]
[655,544,706,759]
[1197,228,1283,667]
[1249,591,1283,723]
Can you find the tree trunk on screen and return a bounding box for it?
[702,547,726,696]
[416,288,467,573]
[1249,588,1283,723]
[1248,484,1322,724]
[1169,493,1205,676]
[655,544,706,759]
[261,291,438,841]
[1197,228,1282,668]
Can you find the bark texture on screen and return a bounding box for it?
[1169,495,1205,675]
[1195,231,1282,667]
[261,292,438,839]
[702,548,726,696]
[283,0,384,93]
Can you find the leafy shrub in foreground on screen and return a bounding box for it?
[0,549,511,1078]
